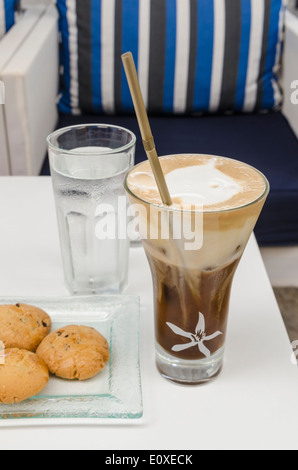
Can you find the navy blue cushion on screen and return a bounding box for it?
[57,0,285,115]
[42,111,298,246]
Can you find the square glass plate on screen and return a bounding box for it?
[0,296,142,421]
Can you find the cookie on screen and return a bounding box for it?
[0,348,49,404]
[36,325,110,381]
[0,303,52,352]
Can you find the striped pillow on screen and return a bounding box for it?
[57,0,285,116]
[0,0,17,40]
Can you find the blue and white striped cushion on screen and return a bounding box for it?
[57,0,286,115]
[0,0,17,40]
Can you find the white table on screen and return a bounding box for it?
[0,177,297,450]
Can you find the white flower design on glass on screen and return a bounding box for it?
[167,312,223,358]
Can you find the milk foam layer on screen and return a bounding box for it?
[127,154,266,211]
[126,155,268,270]
[165,160,241,206]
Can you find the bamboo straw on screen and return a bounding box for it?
[122,53,200,317]
[121,52,173,206]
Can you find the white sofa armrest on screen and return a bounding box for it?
[0,5,46,175]
[1,4,59,175]
[0,107,10,175]
[282,10,298,138]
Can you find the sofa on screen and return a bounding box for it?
[1,0,298,249]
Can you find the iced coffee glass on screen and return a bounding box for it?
[125,154,269,385]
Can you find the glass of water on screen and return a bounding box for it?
[47,124,136,295]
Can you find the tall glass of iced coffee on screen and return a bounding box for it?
[125,154,269,385]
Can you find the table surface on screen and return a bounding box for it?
[0,177,297,450]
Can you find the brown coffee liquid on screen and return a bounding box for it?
[145,242,240,361]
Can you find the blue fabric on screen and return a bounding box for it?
[2,0,17,34]
[42,112,298,246]
[91,0,102,113]
[164,0,176,113]
[57,0,285,116]
[235,0,251,110]
[121,0,139,111]
[194,0,214,111]
[57,0,71,115]
[262,0,282,109]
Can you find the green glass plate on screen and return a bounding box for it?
[0,296,142,420]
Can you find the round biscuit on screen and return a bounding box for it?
[0,303,52,352]
[0,348,49,404]
[36,325,110,381]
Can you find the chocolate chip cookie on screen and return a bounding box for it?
[0,348,49,404]
[0,303,52,352]
[0,304,52,352]
[36,325,110,381]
